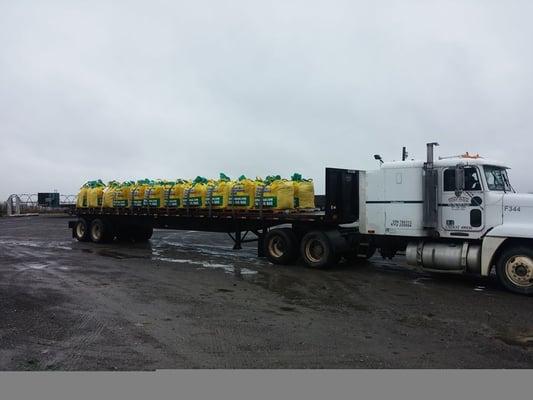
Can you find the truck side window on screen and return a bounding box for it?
[443,169,455,191]
[443,167,481,192]
[464,168,481,190]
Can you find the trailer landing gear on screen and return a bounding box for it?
[228,230,263,251]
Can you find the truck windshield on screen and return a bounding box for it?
[483,165,513,192]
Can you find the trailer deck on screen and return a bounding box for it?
[70,168,362,251]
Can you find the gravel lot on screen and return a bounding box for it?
[1,215,532,370]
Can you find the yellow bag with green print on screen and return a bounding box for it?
[87,180,105,208]
[164,180,190,208]
[102,181,132,208]
[228,175,256,209]
[144,180,169,208]
[292,173,315,209]
[205,173,231,209]
[76,182,90,208]
[254,175,294,210]
[182,177,208,208]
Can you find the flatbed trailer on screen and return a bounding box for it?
[69,168,372,265]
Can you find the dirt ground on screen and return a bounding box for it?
[1,215,532,370]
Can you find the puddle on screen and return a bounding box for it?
[150,238,258,277]
[153,255,257,276]
[0,239,72,251]
[14,261,54,272]
[412,277,432,286]
[24,262,48,270]
[155,240,257,260]
[496,332,533,347]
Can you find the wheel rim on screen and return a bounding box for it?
[268,236,285,258]
[505,255,533,288]
[76,222,85,238]
[91,224,102,241]
[305,239,325,263]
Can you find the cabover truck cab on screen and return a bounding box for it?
[70,143,533,295]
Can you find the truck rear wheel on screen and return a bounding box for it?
[300,231,336,269]
[89,218,114,243]
[496,245,533,295]
[264,228,298,265]
[73,219,90,242]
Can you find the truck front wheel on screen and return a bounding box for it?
[264,228,298,265]
[496,245,533,295]
[300,231,336,269]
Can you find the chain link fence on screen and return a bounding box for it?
[4,194,77,216]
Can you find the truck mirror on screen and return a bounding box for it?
[455,164,465,197]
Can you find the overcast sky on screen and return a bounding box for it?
[1,0,533,199]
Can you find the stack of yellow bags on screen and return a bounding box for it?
[77,173,315,210]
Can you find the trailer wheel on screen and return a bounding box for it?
[132,226,153,242]
[496,245,533,295]
[264,228,298,265]
[73,219,90,242]
[89,218,114,243]
[300,231,336,269]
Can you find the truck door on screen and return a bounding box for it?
[440,166,485,233]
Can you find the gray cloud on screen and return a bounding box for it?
[1,0,533,199]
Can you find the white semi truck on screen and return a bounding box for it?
[70,142,533,295]
[362,142,533,295]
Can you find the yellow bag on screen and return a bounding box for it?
[165,180,190,208]
[144,180,168,208]
[228,176,256,209]
[87,180,105,207]
[255,177,294,210]
[102,181,132,208]
[205,174,231,209]
[182,177,208,208]
[76,183,89,208]
[292,174,315,209]
[131,179,151,207]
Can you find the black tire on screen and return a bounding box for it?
[131,226,153,242]
[73,219,90,242]
[496,245,533,295]
[89,218,114,243]
[264,228,298,265]
[300,230,336,269]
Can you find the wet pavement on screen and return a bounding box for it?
[1,215,533,369]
